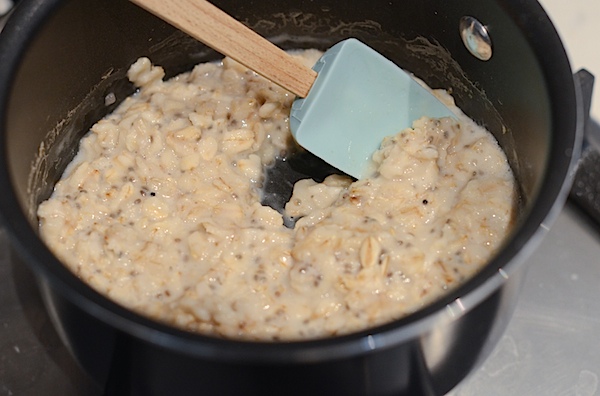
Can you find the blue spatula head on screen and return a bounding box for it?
[290,38,455,179]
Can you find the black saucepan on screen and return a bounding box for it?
[0,0,590,395]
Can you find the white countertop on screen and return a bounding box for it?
[539,0,600,119]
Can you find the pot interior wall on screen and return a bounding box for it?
[6,0,551,225]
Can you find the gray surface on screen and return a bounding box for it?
[2,201,600,395]
[453,203,600,396]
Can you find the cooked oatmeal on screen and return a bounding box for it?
[37,50,516,340]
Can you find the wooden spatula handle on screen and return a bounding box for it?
[131,0,317,97]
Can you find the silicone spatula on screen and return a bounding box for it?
[131,0,455,179]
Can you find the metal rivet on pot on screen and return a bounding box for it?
[459,16,492,61]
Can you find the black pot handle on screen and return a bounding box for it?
[569,69,600,224]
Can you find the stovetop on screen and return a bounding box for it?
[2,1,600,395]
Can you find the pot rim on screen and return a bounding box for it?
[0,0,583,364]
